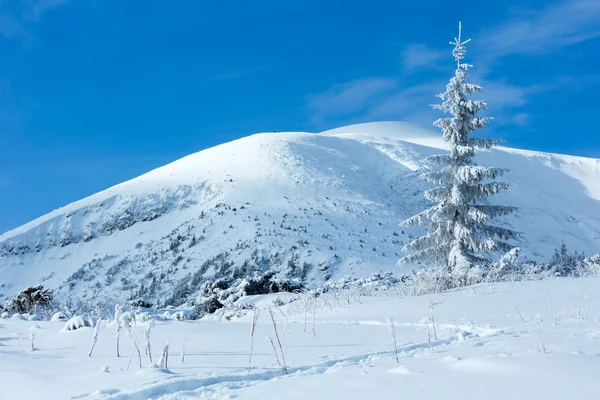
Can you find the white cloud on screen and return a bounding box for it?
[478,80,527,109]
[307,0,600,129]
[482,0,600,56]
[308,78,396,124]
[401,44,445,71]
[367,82,440,122]
[510,112,532,127]
[307,76,538,129]
[0,0,69,38]
[30,0,69,21]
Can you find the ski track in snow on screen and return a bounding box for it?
[3,278,600,399]
[82,323,506,400]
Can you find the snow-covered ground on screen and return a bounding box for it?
[2,277,600,399]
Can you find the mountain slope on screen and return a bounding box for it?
[1,121,599,305]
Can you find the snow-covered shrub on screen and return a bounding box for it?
[28,314,41,321]
[397,268,454,296]
[135,311,150,323]
[544,243,585,277]
[190,278,241,319]
[487,248,521,281]
[244,272,303,296]
[583,254,600,276]
[51,311,68,321]
[64,316,93,331]
[172,311,186,321]
[6,285,52,314]
[322,272,398,294]
[1,311,8,319]
[10,313,26,320]
[189,272,302,319]
[120,311,135,331]
[511,245,600,279]
[127,300,153,309]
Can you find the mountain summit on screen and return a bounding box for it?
[2,122,600,305]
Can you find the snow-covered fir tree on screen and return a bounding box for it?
[399,23,518,283]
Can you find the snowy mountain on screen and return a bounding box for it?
[1,121,600,305]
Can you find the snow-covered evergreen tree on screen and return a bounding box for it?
[398,23,518,283]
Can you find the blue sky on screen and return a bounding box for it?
[1,0,599,233]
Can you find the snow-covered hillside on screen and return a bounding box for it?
[1,121,600,305]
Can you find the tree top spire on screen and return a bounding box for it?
[451,21,471,68]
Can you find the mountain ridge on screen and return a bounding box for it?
[1,121,599,305]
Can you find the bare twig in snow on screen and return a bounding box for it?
[425,318,433,350]
[513,304,526,324]
[545,294,557,325]
[269,337,282,367]
[160,341,170,369]
[387,317,399,363]
[577,291,581,327]
[115,304,122,358]
[88,317,102,357]
[248,309,260,373]
[126,337,143,370]
[536,315,547,353]
[269,307,288,374]
[143,321,154,363]
[312,301,317,337]
[429,301,442,340]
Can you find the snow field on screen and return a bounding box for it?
[1,277,600,399]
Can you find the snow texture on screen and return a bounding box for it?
[1,278,600,399]
[0,122,600,306]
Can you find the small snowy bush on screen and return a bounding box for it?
[135,310,150,323]
[120,311,134,329]
[172,311,186,321]
[6,285,52,314]
[51,311,68,321]
[583,254,600,276]
[64,316,93,331]
[322,272,399,294]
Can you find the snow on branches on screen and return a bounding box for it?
[399,22,518,283]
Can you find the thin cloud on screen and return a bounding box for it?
[0,0,69,38]
[308,0,600,129]
[308,78,397,125]
[308,73,535,128]
[401,44,445,71]
[367,82,440,122]
[482,0,600,56]
[30,0,70,21]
